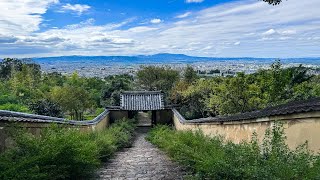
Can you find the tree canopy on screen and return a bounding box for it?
[1,58,319,121]
[136,66,179,93]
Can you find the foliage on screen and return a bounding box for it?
[171,60,320,119]
[0,58,40,80]
[29,99,64,117]
[136,66,179,93]
[0,119,136,179]
[0,103,30,113]
[1,58,319,121]
[50,83,92,120]
[208,72,266,115]
[0,126,99,179]
[179,78,216,119]
[147,123,320,179]
[0,91,30,112]
[183,65,198,84]
[0,58,116,120]
[101,74,133,106]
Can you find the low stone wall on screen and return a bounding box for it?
[172,109,320,153]
[0,110,110,152]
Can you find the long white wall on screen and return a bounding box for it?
[172,109,320,152]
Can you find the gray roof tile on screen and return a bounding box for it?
[0,109,109,125]
[174,98,320,123]
[120,91,164,111]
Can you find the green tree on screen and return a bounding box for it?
[183,65,198,84]
[0,58,40,80]
[180,78,216,118]
[29,99,64,117]
[136,66,179,93]
[0,58,23,79]
[9,63,42,102]
[51,85,91,120]
[101,75,133,106]
[83,77,105,108]
[50,72,92,120]
[210,73,255,115]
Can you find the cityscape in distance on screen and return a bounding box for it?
[32,53,320,77]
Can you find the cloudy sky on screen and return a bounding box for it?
[0,0,319,58]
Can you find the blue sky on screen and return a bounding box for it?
[42,0,233,31]
[0,0,319,58]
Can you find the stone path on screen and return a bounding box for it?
[97,127,186,180]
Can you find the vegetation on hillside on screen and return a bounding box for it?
[0,118,136,179]
[147,124,320,179]
[170,61,320,119]
[0,58,133,120]
[135,61,320,119]
[1,58,319,120]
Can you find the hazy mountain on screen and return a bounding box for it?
[33,53,320,65]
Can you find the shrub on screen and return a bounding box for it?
[29,99,64,117]
[0,103,30,113]
[147,123,320,179]
[91,118,136,160]
[0,118,136,179]
[0,125,99,179]
[107,118,136,148]
[0,94,19,104]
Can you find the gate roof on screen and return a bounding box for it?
[120,91,164,111]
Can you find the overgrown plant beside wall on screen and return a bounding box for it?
[147,123,320,179]
[0,118,136,179]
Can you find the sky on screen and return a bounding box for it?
[0,0,319,58]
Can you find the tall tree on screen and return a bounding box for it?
[51,85,91,120]
[101,75,133,106]
[180,79,216,119]
[183,65,198,84]
[136,66,179,93]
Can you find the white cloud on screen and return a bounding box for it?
[185,0,204,3]
[66,18,95,29]
[176,12,192,19]
[1,0,320,58]
[234,41,241,45]
[0,0,58,36]
[128,26,158,33]
[61,3,91,15]
[262,29,277,36]
[150,19,162,24]
[281,30,297,35]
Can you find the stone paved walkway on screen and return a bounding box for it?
[97,127,186,180]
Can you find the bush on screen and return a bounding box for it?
[0,103,30,113]
[29,99,64,117]
[91,118,136,160]
[0,118,136,179]
[147,123,320,179]
[0,94,19,104]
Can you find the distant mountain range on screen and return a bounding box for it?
[33,53,320,65]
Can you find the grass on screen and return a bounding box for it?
[147,123,320,180]
[0,118,136,180]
